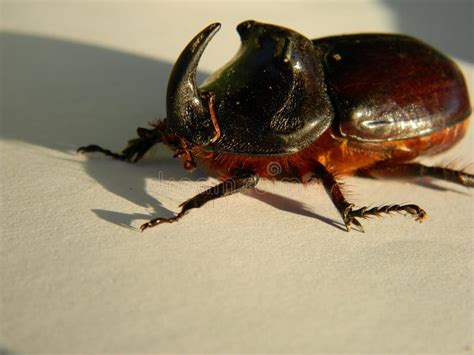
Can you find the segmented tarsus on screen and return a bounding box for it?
[349,204,427,222]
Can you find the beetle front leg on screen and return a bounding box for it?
[357,162,474,187]
[78,127,162,163]
[140,174,259,231]
[314,162,427,232]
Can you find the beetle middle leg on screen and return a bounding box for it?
[78,127,162,163]
[357,162,474,187]
[140,174,259,231]
[314,162,427,232]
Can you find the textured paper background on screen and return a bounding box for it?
[1,1,473,353]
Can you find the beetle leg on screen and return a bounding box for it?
[77,127,162,163]
[357,162,474,187]
[140,174,259,231]
[314,162,426,232]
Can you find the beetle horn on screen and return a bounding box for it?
[166,23,221,142]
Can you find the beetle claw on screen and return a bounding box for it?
[343,207,365,233]
[140,216,179,232]
[348,217,365,233]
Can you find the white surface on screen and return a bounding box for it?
[1,1,473,353]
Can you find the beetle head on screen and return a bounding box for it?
[166,21,334,155]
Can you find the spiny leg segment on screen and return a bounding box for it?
[77,127,162,163]
[314,162,427,232]
[140,174,259,231]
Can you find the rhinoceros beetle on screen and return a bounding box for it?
[79,20,473,232]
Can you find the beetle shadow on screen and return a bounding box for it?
[381,0,473,63]
[1,31,212,228]
[0,346,19,355]
[246,189,346,232]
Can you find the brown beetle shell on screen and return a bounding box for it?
[314,34,471,142]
